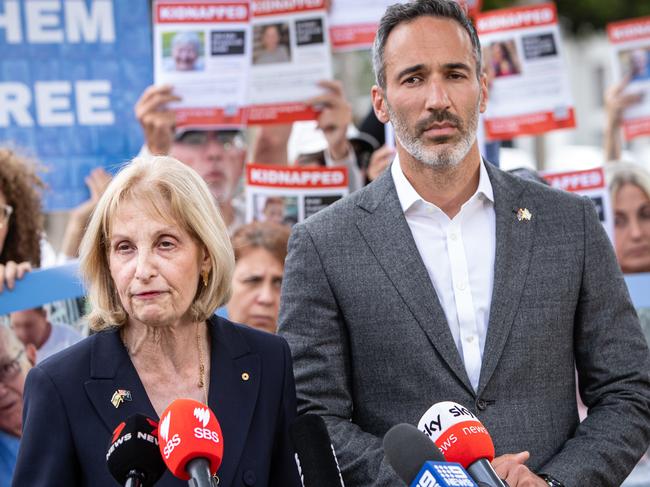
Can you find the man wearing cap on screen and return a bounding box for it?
[135,85,248,233]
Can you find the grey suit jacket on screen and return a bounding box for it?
[278,163,650,487]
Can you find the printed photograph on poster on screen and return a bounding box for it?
[161,30,206,72]
[477,3,576,140]
[608,16,650,140]
[619,47,650,82]
[253,22,292,65]
[253,195,299,227]
[484,39,521,79]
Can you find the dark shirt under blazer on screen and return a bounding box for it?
[13,315,302,486]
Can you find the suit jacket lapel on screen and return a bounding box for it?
[208,317,260,483]
[355,170,474,393]
[84,329,157,434]
[478,165,534,395]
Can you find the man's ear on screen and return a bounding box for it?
[479,72,488,114]
[371,85,390,124]
[25,344,37,366]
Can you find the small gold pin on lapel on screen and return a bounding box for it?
[111,389,132,409]
[516,208,532,222]
[241,372,250,381]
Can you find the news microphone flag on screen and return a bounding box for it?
[418,401,495,468]
[418,402,507,487]
[411,461,478,487]
[106,414,166,487]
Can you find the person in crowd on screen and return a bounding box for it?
[254,24,290,65]
[13,156,300,486]
[0,149,43,291]
[168,31,203,72]
[10,307,82,363]
[0,325,35,485]
[605,162,650,274]
[278,1,650,486]
[226,222,290,334]
[135,86,247,233]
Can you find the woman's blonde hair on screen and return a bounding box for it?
[79,156,234,331]
[606,162,650,201]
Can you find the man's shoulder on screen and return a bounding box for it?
[299,178,385,234]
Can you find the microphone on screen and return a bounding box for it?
[106,413,166,487]
[418,401,508,487]
[383,423,477,487]
[157,398,224,487]
[289,414,345,486]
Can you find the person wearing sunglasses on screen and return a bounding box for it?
[0,325,35,485]
[135,85,247,234]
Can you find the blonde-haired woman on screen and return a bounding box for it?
[13,156,301,486]
[606,162,650,274]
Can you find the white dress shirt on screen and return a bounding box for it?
[391,156,496,391]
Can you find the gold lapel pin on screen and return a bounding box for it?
[516,208,532,222]
[241,372,250,381]
[111,389,132,409]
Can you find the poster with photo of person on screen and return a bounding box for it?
[477,3,576,139]
[248,0,333,124]
[608,16,650,140]
[153,0,251,128]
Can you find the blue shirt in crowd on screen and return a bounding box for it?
[0,429,20,485]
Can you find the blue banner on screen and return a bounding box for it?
[0,0,153,210]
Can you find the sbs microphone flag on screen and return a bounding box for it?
[158,398,223,483]
[106,413,166,487]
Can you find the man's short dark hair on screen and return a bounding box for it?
[372,0,482,89]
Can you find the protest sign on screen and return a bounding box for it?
[245,163,347,226]
[0,0,152,210]
[247,0,333,124]
[542,167,613,241]
[327,0,479,53]
[477,3,575,139]
[327,0,397,52]
[607,16,650,140]
[153,0,251,128]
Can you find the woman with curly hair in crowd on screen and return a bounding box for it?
[0,148,44,290]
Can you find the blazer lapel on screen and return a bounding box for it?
[478,165,535,395]
[84,329,157,434]
[208,317,260,483]
[355,170,473,393]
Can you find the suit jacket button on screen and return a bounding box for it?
[476,399,487,411]
[243,470,256,486]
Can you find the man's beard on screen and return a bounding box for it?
[386,97,480,169]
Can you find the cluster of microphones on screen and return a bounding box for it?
[105,399,507,487]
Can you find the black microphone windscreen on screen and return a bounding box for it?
[290,414,344,487]
[383,423,446,485]
[106,413,166,487]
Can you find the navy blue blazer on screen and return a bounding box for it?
[13,316,301,486]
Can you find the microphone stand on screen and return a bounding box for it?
[124,469,144,487]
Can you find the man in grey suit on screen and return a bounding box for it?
[278,1,650,486]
